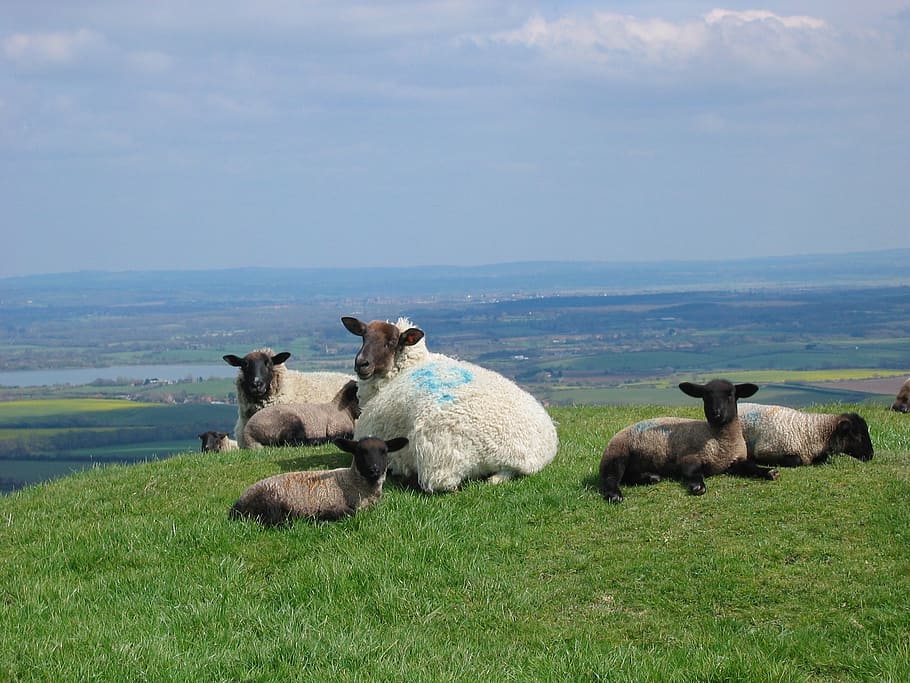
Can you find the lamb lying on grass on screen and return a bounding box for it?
[223,348,353,448]
[242,380,359,449]
[341,316,559,493]
[198,431,238,452]
[599,379,778,502]
[229,436,409,525]
[738,403,874,466]
[891,378,910,413]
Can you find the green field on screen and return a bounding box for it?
[0,399,237,491]
[1,404,908,680]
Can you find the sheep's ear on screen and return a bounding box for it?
[735,383,759,399]
[385,437,409,453]
[399,328,424,347]
[272,352,291,365]
[678,382,704,398]
[835,417,854,436]
[334,437,357,454]
[223,354,244,367]
[341,316,367,336]
[198,433,206,440]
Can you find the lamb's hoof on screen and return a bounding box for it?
[604,492,624,504]
[767,468,780,481]
[689,483,706,496]
[641,473,662,485]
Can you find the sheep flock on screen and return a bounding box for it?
[197,315,892,525]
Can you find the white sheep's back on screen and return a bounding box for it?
[353,355,558,491]
[738,402,828,462]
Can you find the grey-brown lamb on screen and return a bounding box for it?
[229,436,408,525]
[599,379,778,502]
[891,377,910,413]
[242,380,360,449]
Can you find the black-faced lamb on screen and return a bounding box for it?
[229,436,408,525]
[198,431,238,452]
[341,316,559,493]
[738,403,874,466]
[891,378,910,412]
[223,348,353,448]
[242,380,360,449]
[599,379,778,502]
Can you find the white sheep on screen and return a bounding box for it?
[223,348,354,448]
[242,380,360,449]
[341,316,559,493]
[738,403,874,466]
[229,436,409,525]
[599,379,778,502]
[198,431,238,452]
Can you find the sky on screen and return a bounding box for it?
[2,1,909,278]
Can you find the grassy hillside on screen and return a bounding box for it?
[1,405,909,681]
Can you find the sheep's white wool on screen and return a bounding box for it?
[353,318,558,492]
[738,403,872,465]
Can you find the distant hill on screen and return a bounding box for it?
[2,249,908,304]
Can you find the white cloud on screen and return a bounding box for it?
[3,28,103,67]
[475,8,860,78]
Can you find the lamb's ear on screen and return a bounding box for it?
[334,437,357,454]
[384,437,410,453]
[218,432,229,439]
[735,383,759,399]
[272,351,291,365]
[678,382,704,398]
[398,328,424,347]
[835,417,854,436]
[198,433,207,440]
[341,316,367,336]
[223,354,244,367]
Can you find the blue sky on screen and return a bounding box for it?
[2,1,908,277]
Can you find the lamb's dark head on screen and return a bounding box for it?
[341,316,424,381]
[679,379,759,428]
[833,413,874,461]
[199,431,229,452]
[222,349,291,399]
[335,436,409,483]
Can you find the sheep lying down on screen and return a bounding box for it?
[229,436,408,525]
[198,431,238,452]
[242,380,359,449]
[738,403,873,466]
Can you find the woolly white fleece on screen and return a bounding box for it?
[353,318,559,493]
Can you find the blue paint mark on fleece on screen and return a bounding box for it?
[409,362,473,404]
[633,419,672,435]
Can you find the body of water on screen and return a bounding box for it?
[0,364,237,387]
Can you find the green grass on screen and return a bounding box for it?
[1,405,909,681]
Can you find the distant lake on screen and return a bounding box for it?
[0,364,237,387]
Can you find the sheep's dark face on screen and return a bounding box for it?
[199,431,229,452]
[891,381,910,412]
[335,436,409,483]
[341,317,424,380]
[223,350,291,399]
[833,413,874,461]
[679,379,759,428]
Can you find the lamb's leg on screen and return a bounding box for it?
[679,460,706,495]
[487,470,517,485]
[727,459,780,480]
[599,453,627,503]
